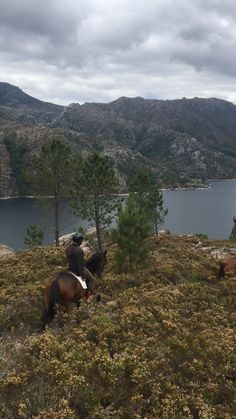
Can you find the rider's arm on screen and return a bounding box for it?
[75,248,85,278]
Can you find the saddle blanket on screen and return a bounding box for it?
[68,272,87,289]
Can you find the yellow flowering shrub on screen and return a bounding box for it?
[0,236,235,418]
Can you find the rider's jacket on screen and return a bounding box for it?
[65,243,85,278]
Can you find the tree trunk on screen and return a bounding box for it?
[54,189,60,247]
[155,217,158,236]
[95,201,102,251]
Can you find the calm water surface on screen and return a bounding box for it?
[163,179,236,239]
[1,180,236,249]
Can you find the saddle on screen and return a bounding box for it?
[68,271,87,289]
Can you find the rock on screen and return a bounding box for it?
[58,232,74,246]
[81,245,93,257]
[158,229,171,236]
[58,232,93,256]
[86,227,97,236]
[0,245,16,260]
[200,246,236,260]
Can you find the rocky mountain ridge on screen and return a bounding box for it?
[1,82,236,196]
[0,82,63,125]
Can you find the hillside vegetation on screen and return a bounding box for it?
[0,235,235,418]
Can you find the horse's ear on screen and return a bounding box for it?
[103,250,107,256]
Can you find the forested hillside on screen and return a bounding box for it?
[2,83,236,196]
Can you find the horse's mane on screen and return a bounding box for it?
[85,251,104,272]
[86,251,103,263]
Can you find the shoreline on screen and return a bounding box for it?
[0,195,54,200]
[1,178,236,200]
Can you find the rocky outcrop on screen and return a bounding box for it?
[52,95,236,184]
[200,245,236,260]
[0,245,16,259]
[58,233,93,256]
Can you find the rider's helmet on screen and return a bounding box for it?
[72,233,84,244]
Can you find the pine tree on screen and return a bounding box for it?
[112,196,150,272]
[129,169,154,215]
[229,216,236,241]
[0,163,2,197]
[24,224,44,248]
[70,149,120,250]
[148,185,168,235]
[32,134,73,246]
[129,169,168,234]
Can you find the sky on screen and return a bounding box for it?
[1,0,236,105]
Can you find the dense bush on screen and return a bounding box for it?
[0,236,235,418]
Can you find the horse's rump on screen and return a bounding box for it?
[218,256,236,278]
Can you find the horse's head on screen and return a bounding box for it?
[98,250,107,278]
[85,250,107,278]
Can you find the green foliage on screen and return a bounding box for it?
[4,131,32,195]
[196,233,209,240]
[229,216,236,241]
[112,195,150,272]
[24,224,44,248]
[0,163,2,197]
[148,185,168,234]
[129,168,154,213]
[32,135,72,196]
[129,168,168,234]
[32,135,73,246]
[70,150,120,250]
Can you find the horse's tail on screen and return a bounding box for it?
[41,280,61,330]
[218,261,226,279]
[49,280,61,313]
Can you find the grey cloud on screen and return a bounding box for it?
[1,0,236,104]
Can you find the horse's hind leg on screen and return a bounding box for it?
[76,299,81,308]
[41,308,55,332]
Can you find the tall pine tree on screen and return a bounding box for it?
[70,149,119,250]
[148,185,168,235]
[129,169,154,215]
[32,135,73,246]
[229,216,236,241]
[112,196,150,272]
[129,169,168,234]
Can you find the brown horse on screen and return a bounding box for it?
[218,256,236,278]
[41,250,107,329]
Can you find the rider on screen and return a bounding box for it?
[65,233,95,301]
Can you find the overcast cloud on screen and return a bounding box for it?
[1,0,236,105]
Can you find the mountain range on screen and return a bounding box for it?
[1,81,236,196]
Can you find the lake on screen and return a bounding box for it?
[1,179,236,249]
